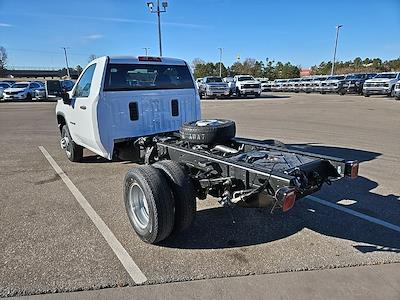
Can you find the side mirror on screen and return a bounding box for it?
[62,92,71,105]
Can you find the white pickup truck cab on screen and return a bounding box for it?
[55,56,201,161]
[233,75,261,97]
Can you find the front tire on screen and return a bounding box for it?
[124,166,175,244]
[61,125,83,162]
[26,93,32,101]
[390,86,395,97]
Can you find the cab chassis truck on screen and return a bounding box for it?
[51,56,359,244]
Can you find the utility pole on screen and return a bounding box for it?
[143,47,150,56]
[331,25,343,75]
[218,47,223,77]
[61,47,70,79]
[146,1,168,57]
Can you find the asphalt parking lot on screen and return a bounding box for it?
[0,93,399,298]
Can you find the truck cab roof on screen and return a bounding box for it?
[97,56,187,66]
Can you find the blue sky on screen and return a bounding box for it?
[0,0,399,69]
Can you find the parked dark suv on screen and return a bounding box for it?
[339,73,376,95]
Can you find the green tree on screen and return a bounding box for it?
[75,65,83,74]
[88,54,97,63]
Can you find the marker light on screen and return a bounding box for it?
[275,187,297,212]
[344,161,359,179]
[138,56,162,62]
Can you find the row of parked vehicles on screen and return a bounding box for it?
[0,79,75,101]
[196,75,262,98]
[270,72,400,99]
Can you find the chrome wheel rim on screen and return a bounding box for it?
[61,132,71,158]
[128,183,149,230]
[195,119,228,127]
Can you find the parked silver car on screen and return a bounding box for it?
[3,82,41,101]
[0,82,12,100]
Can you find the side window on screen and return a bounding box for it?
[74,64,96,97]
[29,83,39,89]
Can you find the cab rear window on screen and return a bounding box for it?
[103,63,194,91]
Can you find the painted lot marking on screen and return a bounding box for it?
[38,146,147,284]
[307,195,400,233]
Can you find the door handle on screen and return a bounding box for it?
[80,105,86,110]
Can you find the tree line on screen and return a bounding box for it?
[311,57,400,75]
[193,57,400,79]
[192,58,300,80]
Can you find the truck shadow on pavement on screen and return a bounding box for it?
[163,145,400,253]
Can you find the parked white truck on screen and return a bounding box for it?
[363,72,400,97]
[49,55,359,244]
[233,75,261,97]
[54,56,200,161]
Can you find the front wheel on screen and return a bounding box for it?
[61,125,83,162]
[25,93,32,101]
[390,86,395,97]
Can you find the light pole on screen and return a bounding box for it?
[218,47,223,77]
[61,47,70,79]
[146,1,168,57]
[143,47,150,56]
[331,25,343,75]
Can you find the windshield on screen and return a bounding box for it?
[205,77,223,83]
[374,73,397,79]
[345,74,364,80]
[237,76,254,81]
[327,76,345,80]
[104,63,195,91]
[11,83,28,88]
[0,83,10,88]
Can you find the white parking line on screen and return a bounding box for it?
[307,195,400,233]
[38,146,147,284]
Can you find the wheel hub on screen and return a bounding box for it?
[195,119,227,127]
[60,137,69,149]
[128,183,150,230]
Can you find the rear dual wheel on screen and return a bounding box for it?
[124,161,196,244]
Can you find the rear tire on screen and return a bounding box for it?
[180,119,236,144]
[153,161,196,233]
[124,166,175,244]
[61,125,83,162]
